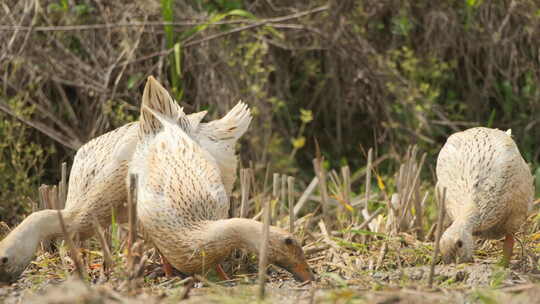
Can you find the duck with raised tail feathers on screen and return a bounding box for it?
[436,127,534,265]
[130,76,314,282]
[0,78,256,283]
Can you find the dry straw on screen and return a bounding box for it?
[258,198,272,300]
[429,187,447,288]
[288,176,295,233]
[57,211,87,281]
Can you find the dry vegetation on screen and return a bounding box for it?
[1,145,540,303]
[1,0,540,303]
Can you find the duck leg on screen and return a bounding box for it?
[160,252,174,277]
[215,263,231,281]
[502,233,514,267]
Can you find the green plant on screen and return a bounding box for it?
[0,96,54,224]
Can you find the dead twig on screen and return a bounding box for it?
[58,162,68,209]
[92,216,113,276]
[281,174,287,216]
[363,148,373,222]
[375,242,388,271]
[127,174,139,284]
[180,277,196,300]
[258,198,272,300]
[288,176,295,233]
[239,168,252,218]
[428,187,447,288]
[313,156,330,230]
[272,173,280,224]
[294,177,319,217]
[57,210,87,281]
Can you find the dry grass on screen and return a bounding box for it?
[1,145,540,304]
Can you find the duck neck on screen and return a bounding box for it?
[1,209,65,257]
[449,214,476,237]
[201,218,264,256]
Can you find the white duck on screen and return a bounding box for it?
[129,77,314,281]
[437,127,534,264]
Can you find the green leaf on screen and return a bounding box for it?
[161,0,175,48]
[127,73,143,90]
[226,9,256,19]
[174,42,182,77]
[486,109,496,128]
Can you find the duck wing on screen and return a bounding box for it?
[192,102,252,194]
[65,122,138,211]
[133,78,229,221]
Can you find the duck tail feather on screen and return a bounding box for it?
[139,76,185,138]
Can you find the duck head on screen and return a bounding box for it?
[266,227,314,282]
[0,233,36,283]
[0,210,61,283]
[440,222,474,264]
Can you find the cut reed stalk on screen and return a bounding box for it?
[364,148,373,218]
[341,166,351,207]
[48,185,59,210]
[38,184,50,210]
[281,174,287,216]
[258,198,272,300]
[394,146,427,234]
[429,187,447,288]
[59,162,68,208]
[131,244,148,279]
[294,177,319,217]
[272,173,280,223]
[288,176,295,233]
[57,210,87,280]
[38,185,53,252]
[92,216,113,275]
[426,223,437,241]
[375,242,388,271]
[127,174,138,272]
[239,168,252,218]
[313,158,330,229]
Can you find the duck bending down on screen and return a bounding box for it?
[0,82,252,283]
[436,127,534,264]
[129,77,314,282]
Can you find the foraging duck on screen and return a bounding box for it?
[130,77,314,281]
[0,122,139,283]
[0,83,252,283]
[436,127,534,264]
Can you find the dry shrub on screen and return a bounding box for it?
[1,0,539,219]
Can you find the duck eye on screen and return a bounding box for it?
[0,257,7,264]
[284,237,294,245]
[456,240,463,248]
